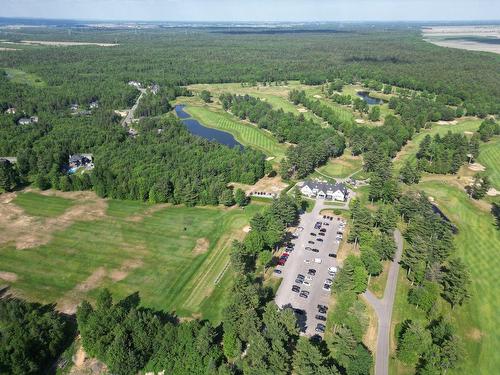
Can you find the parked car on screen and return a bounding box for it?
[292,285,300,293]
[308,268,317,276]
[273,269,282,275]
[324,278,333,285]
[303,280,311,287]
[314,258,322,264]
[328,253,337,258]
[323,222,330,226]
[315,323,326,333]
[318,232,325,236]
[311,248,319,253]
[305,275,313,281]
[315,315,326,321]
[299,291,310,298]
[308,241,315,245]
[328,266,338,273]
[305,246,312,251]
[322,284,331,291]
[304,259,311,264]
[316,238,324,242]
[297,274,305,279]
[317,304,328,313]
[314,222,322,229]
[310,232,317,236]
[320,228,327,233]
[295,278,304,284]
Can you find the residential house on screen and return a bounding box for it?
[70,104,79,112]
[300,180,348,201]
[18,117,32,125]
[150,84,160,95]
[69,154,93,169]
[128,80,141,88]
[90,101,99,109]
[5,107,16,114]
[30,116,38,123]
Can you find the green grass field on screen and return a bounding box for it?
[393,118,482,171]
[477,137,500,189]
[0,192,265,322]
[3,67,46,87]
[183,105,288,160]
[316,150,363,179]
[391,181,500,374]
[13,192,75,217]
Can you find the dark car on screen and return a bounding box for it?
[297,274,305,279]
[317,304,328,313]
[292,285,301,293]
[328,253,337,258]
[295,278,304,284]
[318,232,325,236]
[315,315,327,321]
[308,268,317,276]
[311,248,319,253]
[278,259,286,266]
[314,222,322,229]
[315,324,326,333]
[310,232,317,236]
[305,246,312,251]
[299,291,310,298]
[316,238,324,242]
[273,269,282,274]
[320,228,327,233]
[308,240,315,245]
[323,222,330,226]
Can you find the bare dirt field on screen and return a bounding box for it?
[231,175,288,196]
[423,25,500,54]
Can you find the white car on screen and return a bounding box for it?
[314,258,322,264]
[305,275,313,281]
[304,259,311,264]
[328,266,338,274]
[324,278,333,285]
[303,281,311,287]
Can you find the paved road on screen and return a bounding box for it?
[275,200,344,336]
[363,229,404,375]
[122,88,146,133]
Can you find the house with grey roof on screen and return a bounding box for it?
[300,180,348,201]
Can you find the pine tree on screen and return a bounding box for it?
[441,258,470,308]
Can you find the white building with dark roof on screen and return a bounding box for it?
[300,180,348,201]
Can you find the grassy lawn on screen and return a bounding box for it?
[368,261,390,299]
[316,150,363,179]
[391,180,500,374]
[0,192,265,323]
[393,118,482,171]
[13,192,75,217]
[183,104,288,160]
[477,136,500,189]
[3,67,46,87]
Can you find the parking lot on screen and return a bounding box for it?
[274,201,346,337]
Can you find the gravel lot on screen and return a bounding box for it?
[274,200,345,336]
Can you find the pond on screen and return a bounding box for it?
[175,105,243,149]
[357,91,384,105]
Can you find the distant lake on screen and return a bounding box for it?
[357,91,384,105]
[175,105,243,149]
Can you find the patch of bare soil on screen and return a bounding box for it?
[313,94,322,99]
[464,131,474,135]
[192,238,210,255]
[297,107,308,113]
[231,175,288,196]
[0,190,107,250]
[466,328,484,342]
[69,338,108,375]
[242,225,251,233]
[437,120,458,125]
[355,119,365,124]
[0,271,18,282]
[468,163,486,172]
[361,296,378,353]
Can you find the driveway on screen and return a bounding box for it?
[274,200,345,336]
[363,229,404,375]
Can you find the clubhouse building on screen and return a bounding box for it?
[300,180,348,201]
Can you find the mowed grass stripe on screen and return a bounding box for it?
[477,137,500,189]
[185,105,287,159]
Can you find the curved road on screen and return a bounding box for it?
[363,229,404,375]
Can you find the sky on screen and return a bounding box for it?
[1,0,499,22]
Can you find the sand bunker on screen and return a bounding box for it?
[468,163,486,172]
[313,94,322,99]
[297,108,308,113]
[355,119,365,124]
[487,188,500,197]
[437,120,458,125]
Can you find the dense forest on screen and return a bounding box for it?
[0,26,498,115]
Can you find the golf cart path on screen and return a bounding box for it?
[363,229,403,375]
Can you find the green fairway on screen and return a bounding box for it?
[392,181,500,374]
[3,67,46,87]
[183,105,288,160]
[393,118,482,171]
[477,137,500,189]
[13,192,75,217]
[316,150,363,179]
[0,191,265,322]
